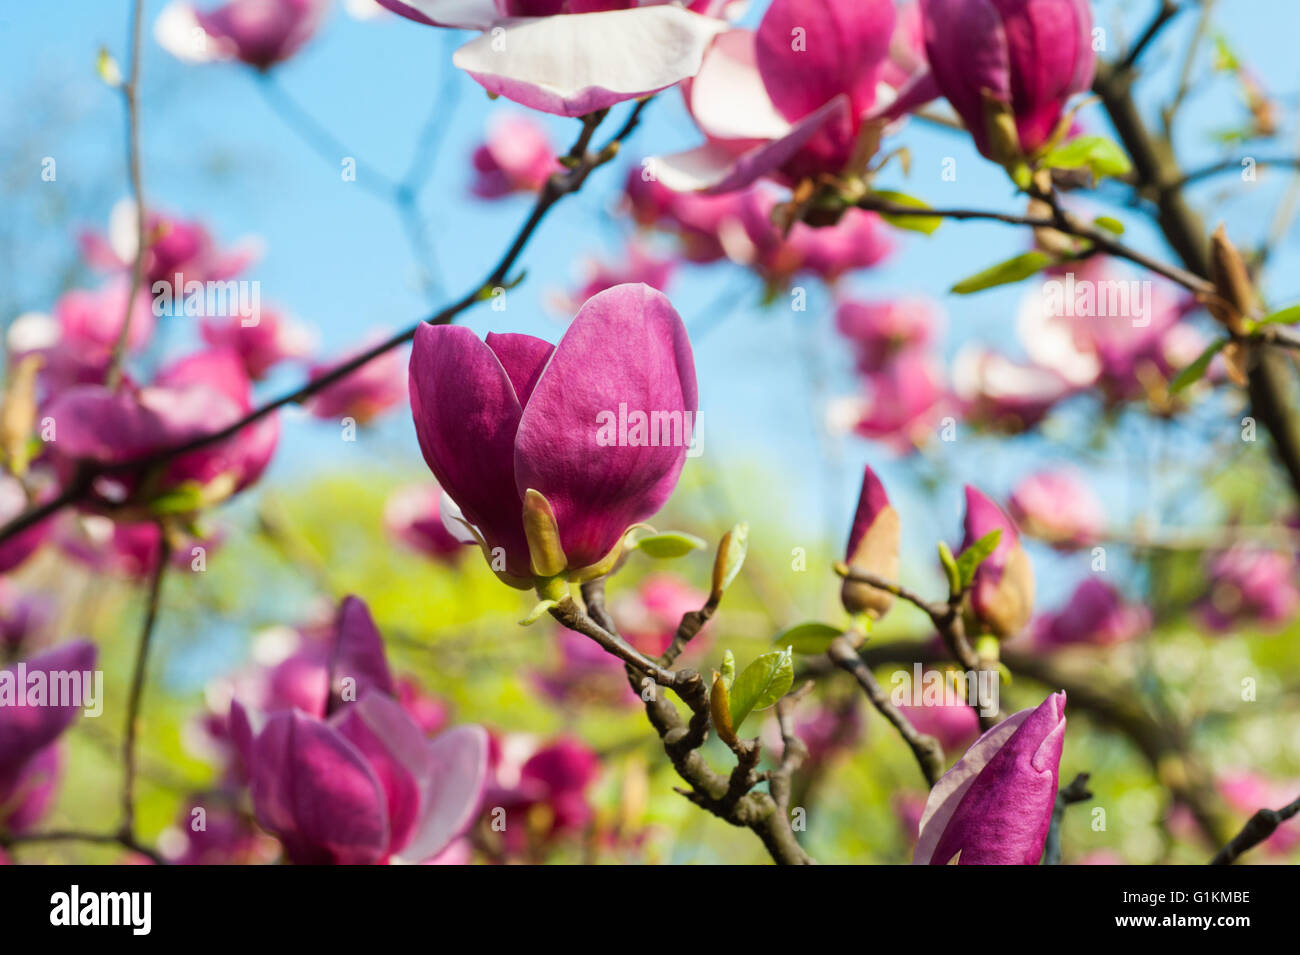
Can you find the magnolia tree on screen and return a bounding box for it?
[1,0,1299,868]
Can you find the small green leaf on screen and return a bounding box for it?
[149,481,205,516]
[937,541,961,598]
[1169,339,1227,394]
[519,599,558,626]
[719,649,736,692]
[1093,215,1125,235]
[951,251,1054,294]
[711,523,749,598]
[956,529,1002,589]
[729,648,794,731]
[869,190,942,235]
[634,531,706,559]
[1042,135,1132,180]
[1250,304,1300,329]
[773,622,842,655]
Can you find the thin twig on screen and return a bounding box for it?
[1210,792,1300,864]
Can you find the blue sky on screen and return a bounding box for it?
[2,0,1298,614]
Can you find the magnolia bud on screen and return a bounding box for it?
[839,466,900,618]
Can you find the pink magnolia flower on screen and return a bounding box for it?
[80,200,260,290]
[838,349,947,454]
[1031,578,1149,649]
[1198,546,1300,633]
[200,307,313,381]
[305,342,408,424]
[1007,469,1105,550]
[485,733,600,853]
[835,298,940,374]
[919,0,1094,161]
[0,641,97,834]
[229,597,488,865]
[730,191,893,285]
[952,345,1076,433]
[378,1,726,117]
[471,113,560,198]
[0,476,51,575]
[44,348,278,513]
[17,281,156,390]
[384,484,466,563]
[839,465,900,618]
[961,485,1034,639]
[914,691,1066,864]
[560,242,675,314]
[164,795,280,865]
[1019,266,1200,405]
[610,573,708,657]
[156,0,330,70]
[652,0,933,192]
[897,680,980,752]
[623,168,749,263]
[58,516,222,580]
[534,627,635,708]
[409,284,697,588]
[233,695,489,864]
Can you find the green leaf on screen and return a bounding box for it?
[729,648,794,731]
[149,481,205,516]
[956,529,1002,589]
[1249,304,1300,329]
[711,522,749,597]
[719,649,736,692]
[1093,215,1125,235]
[634,531,706,559]
[773,622,843,655]
[937,541,961,598]
[1042,135,1132,180]
[519,599,558,626]
[869,190,942,235]
[951,251,1053,294]
[1169,339,1227,394]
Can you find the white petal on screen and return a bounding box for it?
[453,8,727,117]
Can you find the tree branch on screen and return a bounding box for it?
[1210,792,1300,864]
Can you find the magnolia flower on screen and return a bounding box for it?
[484,733,600,854]
[914,691,1066,864]
[378,1,727,117]
[44,348,278,514]
[962,485,1034,639]
[623,168,749,263]
[843,349,947,454]
[156,0,330,70]
[200,307,314,381]
[652,0,933,192]
[951,346,1075,433]
[229,597,488,865]
[305,341,408,423]
[384,483,466,563]
[1031,578,1149,649]
[919,0,1094,161]
[470,113,560,198]
[13,281,156,390]
[897,693,980,753]
[1007,469,1105,550]
[233,695,489,864]
[58,517,222,580]
[839,465,899,618]
[835,299,940,374]
[560,241,675,314]
[0,641,97,834]
[80,199,261,290]
[535,627,635,708]
[408,283,697,589]
[1198,546,1300,633]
